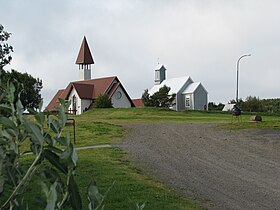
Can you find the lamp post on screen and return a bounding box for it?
[236,54,251,104]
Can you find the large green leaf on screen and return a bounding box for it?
[45,182,58,210]
[0,177,5,194]
[50,120,60,134]
[87,181,103,210]
[43,149,68,174]
[68,174,82,210]
[34,112,45,126]
[0,104,12,113]
[58,98,68,127]
[0,116,16,129]
[60,144,78,167]
[24,120,44,145]
[16,98,24,118]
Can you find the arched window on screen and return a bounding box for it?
[72,95,77,115]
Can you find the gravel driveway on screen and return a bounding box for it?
[122,124,280,210]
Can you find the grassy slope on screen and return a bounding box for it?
[70,108,280,209]
[7,108,280,209]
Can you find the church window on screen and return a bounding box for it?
[185,96,190,107]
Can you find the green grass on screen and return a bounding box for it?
[66,121,125,147]
[72,107,280,127]
[6,108,280,209]
[3,148,200,210]
[76,148,201,209]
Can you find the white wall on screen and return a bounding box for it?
[79,65,91,80]
[81,99,92,113]
[68,88,82,115]
[193,84,208,110]
[111,86,131,108]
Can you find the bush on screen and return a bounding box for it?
[141,85,175,108]
[95,94,113,108]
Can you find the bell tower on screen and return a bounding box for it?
[75,36,94,80]
[154,64,166,85]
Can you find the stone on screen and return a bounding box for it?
[250,115,262,122]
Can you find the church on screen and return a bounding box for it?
[46,37,135,115]
[149,64,208,111]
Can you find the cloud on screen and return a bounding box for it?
[1,0,280,106]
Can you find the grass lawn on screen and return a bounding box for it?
[76,148,201,209]
[67,108,280,209]
[4,108,280,209]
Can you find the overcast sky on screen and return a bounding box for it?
[1,0,280,106]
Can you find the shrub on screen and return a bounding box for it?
[95,94,113,108]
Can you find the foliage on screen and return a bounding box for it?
[0,79,83,209]
[208,102,225,111]
[239,96,263,112]
[141,89,152,107]
[1,69,43,110]
[141,85,176,108]
[95,94,113,108]
[0,24,13,70]
[229,96,280,113]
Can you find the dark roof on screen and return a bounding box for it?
[132,99,144,107]
[46,89,64,112]
[61,76,116,100]
[46,76,135,111]
[75,36,94,64]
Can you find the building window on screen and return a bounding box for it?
[72,95,77,115]
[185,97,190,107]
[115,91,122,100]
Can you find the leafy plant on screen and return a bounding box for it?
[142,85,176,108]
[95,94,113,108]
[0,80,82,209]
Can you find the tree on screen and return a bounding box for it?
[95,94,113,108]
[208,102,224,111]
[0,24,13,70]
[1,69,43,110]
[141,89,152,107]
[242,96,263,112]
[142,85,176,108]
[0,24,42,110]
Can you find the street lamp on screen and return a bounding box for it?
[236,54,251,104]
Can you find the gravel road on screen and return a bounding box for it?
[121,124,280,210]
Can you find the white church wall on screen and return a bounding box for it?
[68,88,82,115]
[193,84,208,110]
[177,78,194,111]
[111,87,131,108]
[81,99,91,113]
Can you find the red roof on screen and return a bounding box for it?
[46,76,135,112]
[75,36,94,64]
[46,89,64,111]
[132,99,144,107]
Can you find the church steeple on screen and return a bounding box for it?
[154,64,166,85]
[76,36,94,80]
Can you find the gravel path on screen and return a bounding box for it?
[121,124,280,210]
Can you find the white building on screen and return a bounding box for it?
[149,64,208,111]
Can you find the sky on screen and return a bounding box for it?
[1,0,280,106]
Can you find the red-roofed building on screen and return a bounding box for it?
[132,99,144,108]
[46,37,135,114]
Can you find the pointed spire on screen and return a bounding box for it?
[75,36,94,64]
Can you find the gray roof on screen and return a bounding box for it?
[149,76,193,95]
[182,82,201,94]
